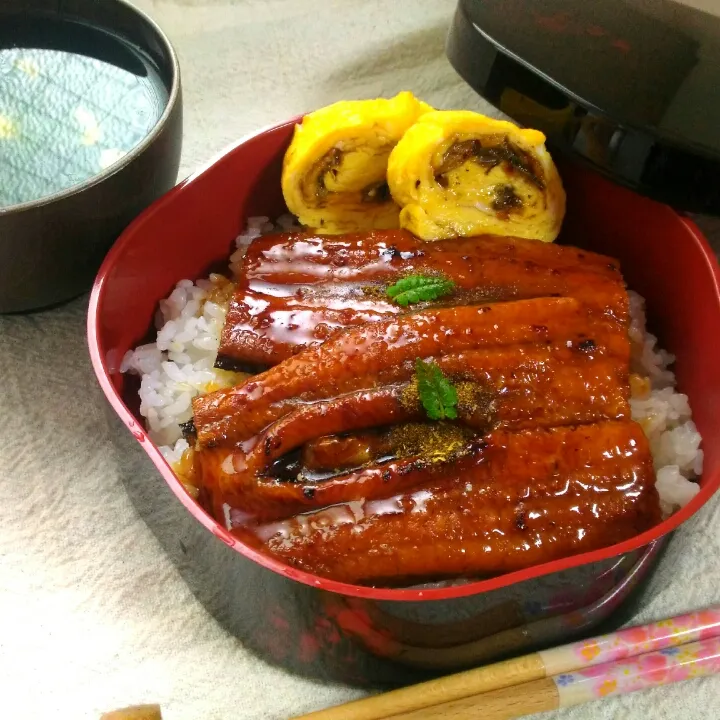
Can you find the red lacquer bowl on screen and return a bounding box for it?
[88,119,720,686]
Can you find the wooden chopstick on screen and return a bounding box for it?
[100,705,162,720]
[291,607,720,720]
[389,637,720,719]
[293,655,547,720]
[388,677,558,719]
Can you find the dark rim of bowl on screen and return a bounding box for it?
[0,0,181,217]
[88,120,720,603]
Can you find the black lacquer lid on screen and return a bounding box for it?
[446,0,720,215]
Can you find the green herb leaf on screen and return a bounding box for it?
[387,275,455,307]
[415,358,458,421]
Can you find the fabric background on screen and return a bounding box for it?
[2,1,720,717]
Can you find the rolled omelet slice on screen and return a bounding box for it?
[281,92,433,233]
[387,111,566,242]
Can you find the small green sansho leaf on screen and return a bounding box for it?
[415,358,458,421]
[387,274,455,307]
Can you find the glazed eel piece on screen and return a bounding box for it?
[234,421,660,585]
[217,230,626,368]
[193,295,628,449]
[195,342,630,520]
[193,293,630,522]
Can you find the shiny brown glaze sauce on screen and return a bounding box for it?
[189,230,660,586]
[217,229,625,368]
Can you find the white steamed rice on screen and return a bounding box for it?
[627,291,703,513]
[121,219,703,514]
[120,216,298,461]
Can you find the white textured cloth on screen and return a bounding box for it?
[2,1,720,718]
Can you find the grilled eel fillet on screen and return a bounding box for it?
[189,238,660,584]
[217,229,625,368]
[236,421,658,585]
[195,296,627,450]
